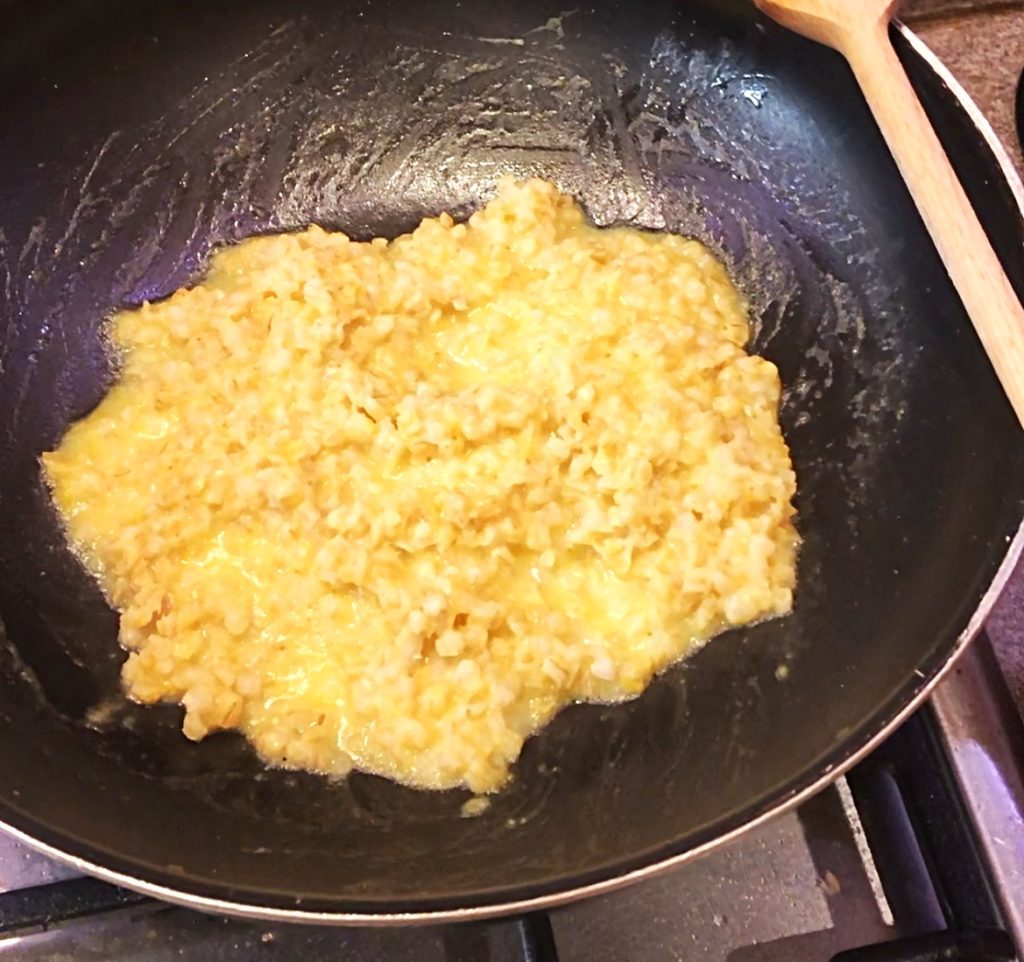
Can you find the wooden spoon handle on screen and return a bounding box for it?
[841,24,1024,428]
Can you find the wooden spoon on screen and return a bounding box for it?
[754,0,1024,429]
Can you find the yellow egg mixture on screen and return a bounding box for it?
[43,179,798,793]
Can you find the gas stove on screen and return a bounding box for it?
[1,634,1022,960]
[2,4,1024,961]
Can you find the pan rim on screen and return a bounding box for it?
[2,19,1023,926]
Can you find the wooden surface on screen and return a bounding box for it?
[757,0,1024,428]
[760,0,1024,709]
[906,3,1024,711]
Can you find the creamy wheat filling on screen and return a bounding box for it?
[43,179,799,794]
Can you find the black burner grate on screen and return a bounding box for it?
[0,705,1017,961]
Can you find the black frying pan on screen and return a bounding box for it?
[1,0,1023,923]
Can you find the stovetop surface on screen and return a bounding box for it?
[4,639,1020,961]
[0,778,898,960]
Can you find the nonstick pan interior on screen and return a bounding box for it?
[0,0,1023,918]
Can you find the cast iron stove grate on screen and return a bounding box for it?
[0,673,1018,962]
